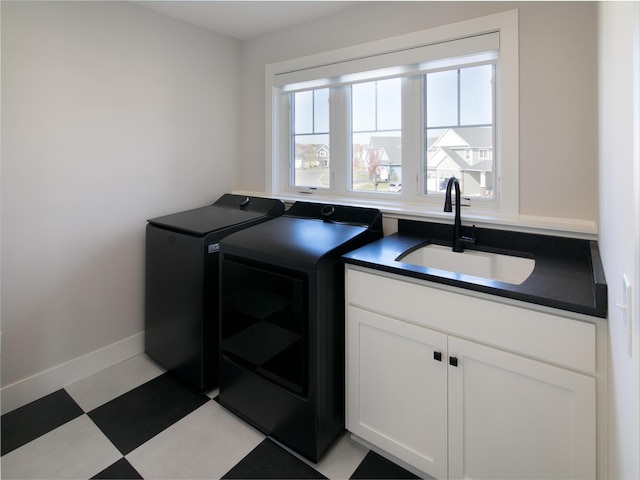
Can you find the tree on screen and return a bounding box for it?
[367,148,383,190]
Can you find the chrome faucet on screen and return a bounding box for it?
[444,176,476,252]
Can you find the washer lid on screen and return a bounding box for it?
[148,206,268,236]
[147,194,284,237]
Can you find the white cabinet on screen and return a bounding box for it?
[345,266,600,480]
[447,336,595,480]
[347,306,448,478]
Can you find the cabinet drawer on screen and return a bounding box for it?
[346,267,596,373]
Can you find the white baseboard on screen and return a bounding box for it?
[1,332,145,415]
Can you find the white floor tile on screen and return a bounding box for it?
[66,354,165,412]
[314,434,369,480]
[0,415,122,479]
[126,400,264,479]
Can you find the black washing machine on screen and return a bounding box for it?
[145,194,284,392]
[218,201,383,462]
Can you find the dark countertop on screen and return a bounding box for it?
[342,220,608,319]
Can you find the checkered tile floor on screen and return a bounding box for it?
[1,354,422,479]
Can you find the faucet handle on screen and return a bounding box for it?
[461,225,477,246]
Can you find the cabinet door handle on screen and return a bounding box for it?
[434,351,442,362]
[449,356,458,367]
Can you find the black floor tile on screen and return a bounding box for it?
[1,389,84,456]
[87,372,209,455]
[222,439,328,479]
[350,451,422,479]
[92,458,143,479]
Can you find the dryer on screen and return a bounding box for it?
[218,201,382,461]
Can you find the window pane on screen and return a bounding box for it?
[426,126,493,197]
[426,70,458,128]
[294,91,313,133]
[377,78,401,130]
[425,65,494,200]
[351,79,402,193]
[352,132,402,192]
[314,88,330,132]
[460,65,493,125]
[292,89,330,189]
[293,134,330,188]
[352,82,376,131]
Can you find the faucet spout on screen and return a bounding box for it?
[444,176,475,252]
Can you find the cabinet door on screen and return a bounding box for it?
[346,306,448,479]
[447,336,596,480]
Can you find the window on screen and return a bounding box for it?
[426,64,494,198]
[352,78,402,192]
[291,89,330,188]
[267,10,519,217]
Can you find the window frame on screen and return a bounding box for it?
[424,61,496,201]
[350,77,403,194]
[290,88,332,189]
[266,9,519,220]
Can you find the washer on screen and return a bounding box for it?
[145,194,284,391]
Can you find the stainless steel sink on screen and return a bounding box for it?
[398,244,535,285]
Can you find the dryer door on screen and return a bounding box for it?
[220,255,309,397]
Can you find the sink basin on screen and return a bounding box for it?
[398,244,535,285]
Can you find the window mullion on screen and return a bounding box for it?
[280,93,292,193]
[457,69,461,127]
[330,85,349,195]
[401,75,423,199]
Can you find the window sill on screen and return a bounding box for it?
[234,190,597,239]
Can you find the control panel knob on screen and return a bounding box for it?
[321,205,335,219]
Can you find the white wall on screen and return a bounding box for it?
[1,1,240,411]
[598,2,640,478]
[239,1,598,225]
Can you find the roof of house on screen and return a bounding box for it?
[369,136,402,165]
[429,127,493,149]
[465,159,493,171]
[428,147,492,173]
[368,128,492,170]
[454,126,493,148]
[435,147,468,169]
